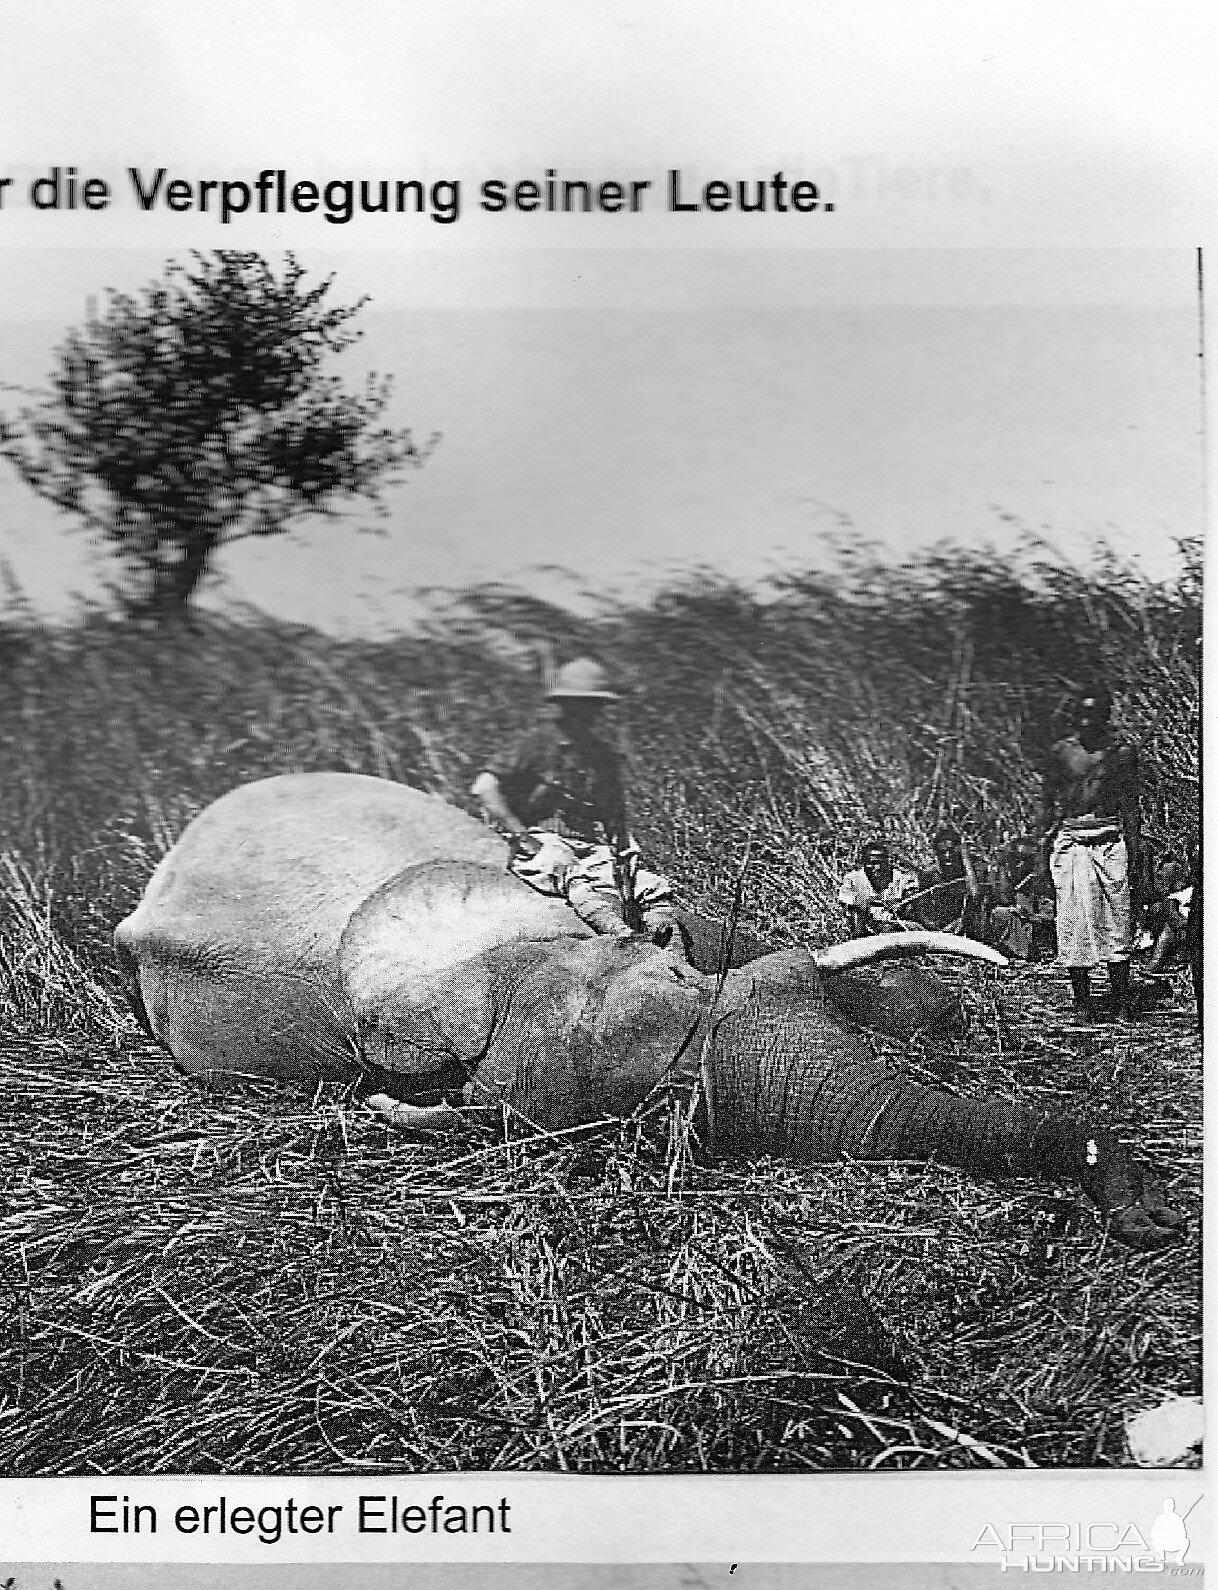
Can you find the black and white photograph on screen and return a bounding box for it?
[0,0,1208,1575]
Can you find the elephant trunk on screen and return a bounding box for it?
[816,1076,1142,1211]
[708,1003,1178,1248]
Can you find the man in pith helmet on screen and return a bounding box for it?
[471,657,680,945]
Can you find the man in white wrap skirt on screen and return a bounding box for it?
[1038,685,1141,1022]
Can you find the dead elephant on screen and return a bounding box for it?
[115,773,1184,1251]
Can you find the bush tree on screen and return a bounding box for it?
[0,250,434,618]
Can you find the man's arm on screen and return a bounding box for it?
[864,881,904,932]
[470,771,530,841]
[1036,747,1063,878]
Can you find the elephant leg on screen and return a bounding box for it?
[673,909,775,974]
[357,1040,472,1107]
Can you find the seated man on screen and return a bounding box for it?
[1138,848,1193,978]
[470,656,679,944]
[989,835,1057,962]
[838,838,918,938]
[906,824,984,937]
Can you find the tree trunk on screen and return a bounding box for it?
[142,535,216,619]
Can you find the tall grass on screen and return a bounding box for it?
[0,537,1202,1473]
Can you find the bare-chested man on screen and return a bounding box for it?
[1038,684,1141,1022]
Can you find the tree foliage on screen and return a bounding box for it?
[0,250,434,616]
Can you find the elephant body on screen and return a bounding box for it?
[115,773,1183,1251]
[115,772,512,1080]
[115,772,952,1082]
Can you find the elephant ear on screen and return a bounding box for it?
[340,859,589,1076]
[705,951,832,1030]
[476,936,713,1127]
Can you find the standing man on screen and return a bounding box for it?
[470,657,680,944]
[1038,684,1141,1022]
[838,838,918,939]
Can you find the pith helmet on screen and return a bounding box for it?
[545,657,619,700]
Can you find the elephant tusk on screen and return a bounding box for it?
[812,930,1008,973]
[365,1094,467,1134]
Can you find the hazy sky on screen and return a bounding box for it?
[0,247,1203,631]
[0,4,1208,631]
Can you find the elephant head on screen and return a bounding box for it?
[344,860,1184,1253]
[673,907,966,1039]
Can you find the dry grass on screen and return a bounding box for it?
[0,968,1200,1475]
[0,537,1202,1473]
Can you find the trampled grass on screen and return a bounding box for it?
[0,538,1202,1472]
